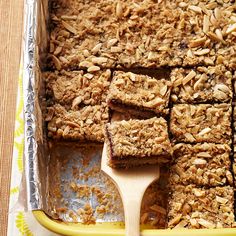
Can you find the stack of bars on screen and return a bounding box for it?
[105,71,173,168]
[44,0,236,229]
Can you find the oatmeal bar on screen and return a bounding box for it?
[171,65,233,103]
[170,143,232,187]
[48,0,236,70]
[107,71,172,117]
[46,104,108,142]
[167,185,234,229]
[105,117,172,168]
[44,69,111,106]
[170,103,231,144]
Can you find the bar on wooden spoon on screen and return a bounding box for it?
[105,117,172,168]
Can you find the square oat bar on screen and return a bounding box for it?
[107,71,172,118]
[44,69,111,106]
[170,104,231,144]
[105,117,172,168]
[170,143,232,187]
[167,185,234,229]
[46,104,109,142]
[171,65,233,103]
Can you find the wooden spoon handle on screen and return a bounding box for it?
[122,195,142,236]
[124,199,141,236]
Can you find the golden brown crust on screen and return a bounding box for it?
[170,103,232,144]
[167,185,234,229]
[46,104,109,142]
[170,143,232,187]
[107,71,172,116]
[105,117,172,168]
[44,69,111,106]
[48,0,236,70]
[171,65,233,103]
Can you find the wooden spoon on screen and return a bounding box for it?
[101,143,160,236]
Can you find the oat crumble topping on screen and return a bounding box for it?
[168,185,234,229]
[107,71,172,116]
[171,65,233,103]
[48,0,236,70]
[44,69,111,106]
[170,143,232,187]
[170,103,232,144]
[105,117,172,168]
[46,104,109,142]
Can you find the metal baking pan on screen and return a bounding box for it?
[22,0,236,235]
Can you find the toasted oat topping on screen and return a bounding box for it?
[48,0,236,70]
[171,65,233,103]
[167,185,234,229]
[170,143,232,187]
[44,69,111,106]
[106,117,172,159]
[107,71,172,115]
[170,103,232,144]
[46,104,109,142]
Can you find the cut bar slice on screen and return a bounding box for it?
[170,143,232,187]
[46,104,109,142]
[170,103,231,144]
[171,65,233,103]
[167,185,234,229]
[44,69,111,106]
[105,117,172,168]
[107,71,172,118]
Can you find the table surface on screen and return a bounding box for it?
[0,0,24,235]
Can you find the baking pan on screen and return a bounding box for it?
[22,0,236,235]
